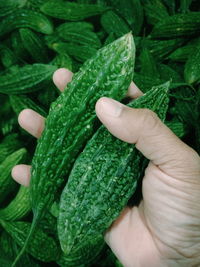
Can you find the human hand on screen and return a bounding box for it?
[12,68,200,267]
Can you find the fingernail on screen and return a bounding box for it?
[100,97,123,117]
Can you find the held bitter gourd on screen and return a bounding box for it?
[0,220,61,262]
[13,33,135,266]
[58,82,170,255]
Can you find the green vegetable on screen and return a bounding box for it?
[0,186,31,221]
[13,33,135,266]
[0,220,61,262]
[9,94,47,117]
[19,28,49,63]
[58,82,170,255]
[101,10,130,38]
[0,9,53,37]
[184,44,200,84]
[56,22,101,48]
[0,134,22,164]
[0,0,26,17]
[40,0,107,21]
[151,12,200,38]
[143,0,169,25]
[0,46,19,68]
[52,42,97,63]
[0,148,27,204]
[0,64,57,94]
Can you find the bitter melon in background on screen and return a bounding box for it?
[0,186,31,221]
[58,82,170,256]
[0,148,27,204]
[40,0,108,21]
[12,33,135,266]
[0,9,53,37]
[0,64,57,94]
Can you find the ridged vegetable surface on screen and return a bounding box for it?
[40,0,107,21]
[19,28,49,63]
[0,134,22,164]
[0,148,27,204]
[0,9,53,37]
[101,10,130,38]
[13,33,135,266]
[9,95,47,117]
[184,44,200,84]
[56,22,101,48]
[0,220,61,262]
[150,12,200,38]
[58,82,170,255]
[0,186,31,221]
[0,64,57,94]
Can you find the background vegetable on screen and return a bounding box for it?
[0,0,199,266]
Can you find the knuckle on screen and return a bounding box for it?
[141,109,159,130]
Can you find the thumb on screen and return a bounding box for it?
[95,97,200,180]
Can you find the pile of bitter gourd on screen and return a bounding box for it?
[0,0,199,266]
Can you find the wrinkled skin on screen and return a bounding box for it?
[12,68,200,267]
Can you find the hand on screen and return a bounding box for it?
[12,69,200,267]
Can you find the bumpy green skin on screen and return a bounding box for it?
[0,231,40,267]
[58,82,170,254]
[165,121,187,138]
[0,9,53,37]
[52,53,73,71]
[0,186,31,221]
[151,12,200,38]
[9,95,47,117]
[133,72,162,93]
[56,22,101,48]
[0,0,26,17]
[0,64,57,94]
[0,134,22,164]
[52,42,98,63]
[143,0,169,25]
[0,46,19,68]
[184,45,200,84]
[30,33,135,241]
[0,220,61,262]
[57,238,105,267]
[146,38,185,61]
[19,28,49,63]
[101,10,130,38]
[40,0,108,21]
[0,148,27,204]
[107,0,144,35]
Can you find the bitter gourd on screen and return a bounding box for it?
[58,82,170,254]
[57,238,105,267]
[101,10,130,38]
[56,22,101,48]
[0,148,27,204]
[40,0,108,21]
[13,33,135,266]
[52,42,98,63]
[0,0,26,17]
[151,12,200,38]
[19,28,49,63]
[0,220,61,262]
[0,9,53,37]
[184,44,200,84]
[0,133,22,164]
[0,186,31,221]
[0,64,57,94]
[9,95,47,117]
